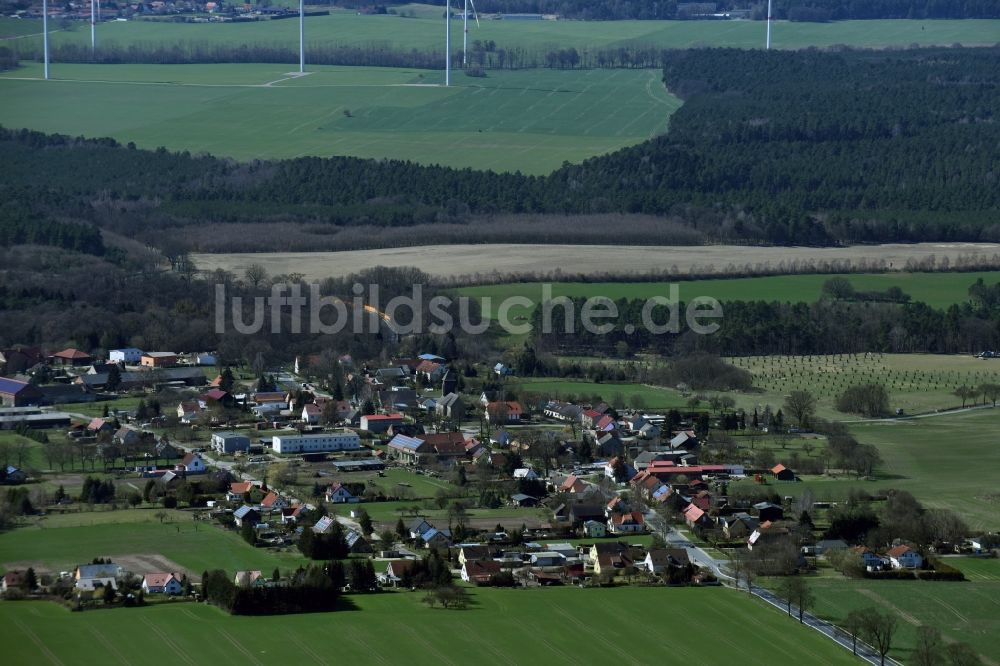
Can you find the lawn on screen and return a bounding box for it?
[730,408,1000,531]
[0,512,309,576]
[6,13,1000,53]
[511,377,689,410]
[455,270,1000,322]
[0,63,678,173]
[800,560,1000,663]
[0,586,856,665]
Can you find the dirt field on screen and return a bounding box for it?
[192,242,1000,282]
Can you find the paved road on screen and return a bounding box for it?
[751,584,901,666]
[643,509,899,665]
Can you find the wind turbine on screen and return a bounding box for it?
[299,0,305,73]
[445,0,451,86]
[462,0,480,67]
[765,0,772,50]
[43,0,49,79]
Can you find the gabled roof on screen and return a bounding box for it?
[143,572,179,588]
[201,389,228,402]
[260,491,282,507]
[230,482,253,494]
[388,434,429,452]
[887,544,914,558]
[313,516,336,534]
[0,377,34,396]
[234,505,258,519]
[771,464,788,474]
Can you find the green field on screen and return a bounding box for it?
[731,352,1000,418]
[512,377,689,410]
[6,13,1000,53]
[732,408,1000,530]
[456,271,1000,323]
[0,63,677,172]
[0,587,856,665]
[802,558,1000,663]
[0,512,309,576]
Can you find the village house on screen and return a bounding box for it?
[179,452,207,474]
[227,481,254,502]
[462,559,502,584]
[142,572,182,595]
[608,511,646,535]
[234,570,267,587]
[233,505,261,528]
[75,563,124,591]
[435,392,465,420]
[360,413,403,433]
[485,401,524,425]
[641,548,690,575]
[108,348,143,364]
[720,513,758,540]
[140,352,177,368]
[583,520,607,538]
[260,491,288,511]
[177,401,201,423]
[51,348,93,367]
[325,483,360,504]
[887,544,924,569]
[754,501,785,523]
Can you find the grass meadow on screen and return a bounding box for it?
[0,63,677,173]
[5,12,1000,53]
[730,408,1000,530]
[799,558,1000,663]
[0,511,310,576]
[0,587,856,665]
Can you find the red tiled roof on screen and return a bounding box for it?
[230,482,253,494]
[771,464,787,474]
[143,572,178,588]
[53,348,91,359]
[887,544,912,558]
[261,492,281,507]
[364,413,403,421]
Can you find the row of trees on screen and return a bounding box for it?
[201,565,342,615]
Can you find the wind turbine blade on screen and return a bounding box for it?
[469,0,480,27]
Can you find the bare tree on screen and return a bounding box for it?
[859,607,898,666]
[843,609,865,656]
[784,390,817,427]
[912,625,944,666]
[244,263,268,288]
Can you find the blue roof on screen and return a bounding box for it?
[111,348,143,353]
[388,435,425,451]
[0,377,31,395]
[234,505,257,518]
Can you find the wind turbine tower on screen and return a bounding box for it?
[445,0,451,86]
[299,0,305,73]
[43,0,49,79]
[766,0,772,50]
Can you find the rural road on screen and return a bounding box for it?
[643,510,900,665]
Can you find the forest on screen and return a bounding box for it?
[0,46,997,253]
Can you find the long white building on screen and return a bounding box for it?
[272,431,361,454]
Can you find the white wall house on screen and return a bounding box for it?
[272,431,361,454]
[109,348,143,364]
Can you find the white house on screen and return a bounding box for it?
[583,520,607,538]
[272,431,361,454]
[211,432,251,454]
[179,452,207,474]
[109,348,143,364]
[513,468,539,481]
[142,572,182,594]
[325,483,359,504]
[607,511,645,535]
[887,544,924,569]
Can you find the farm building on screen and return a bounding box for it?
[771,464,796,481]
[0,378,43,407]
